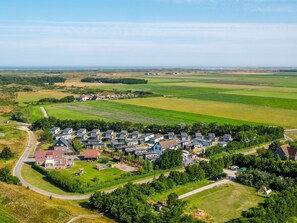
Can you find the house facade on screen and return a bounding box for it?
[35,150,67,168]
[150,139,179,155]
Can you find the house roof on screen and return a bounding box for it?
[195,133,202,136]
[35,150,63,160]
[280,144,297,158]
[53,137,69,147]
[209,133,215,137]
[181,132,188,136]
[82,149,100,159]
[159,139,178,149]
[77,128,86,132]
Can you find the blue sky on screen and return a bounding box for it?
[0,0,297,67]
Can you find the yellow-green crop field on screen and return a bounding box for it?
[25,72,297,129]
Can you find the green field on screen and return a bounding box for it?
[24,72,297,128]
[38,101,259,125]
[183,182,265,223]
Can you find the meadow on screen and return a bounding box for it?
[0,182,114,223]
[183,182,265,223]
[0,124,28,169]
[23,71,297,129]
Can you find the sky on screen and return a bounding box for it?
[0,0,297,67]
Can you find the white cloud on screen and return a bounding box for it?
[0,21,296,66]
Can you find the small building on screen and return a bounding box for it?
[75,134,88,140]
[52,137,71,153]
[62,128,73,135]
[78,94,93,101]
[90,129,100,135]
[110,139,122,148]
[50,127,60,135]
[195,132,203,140]
[134,150,149,159]
[125,139,138,147]
[150,139,179,155]
[131,131,140,139]
[275,144,297,161]
[81,149,100,161]
[35,150,67,168]
[180,132,189,141]
[149,135,164,144]
[76,128,87,136]
[221,134,232,142]
[208,133,216,142]
[103,130,114,141]
[140,133,155,142]
[82,140,105,149]
[184,142,202,150]
[167,132,175,140]
[144,152,160,162]
[218,141,228,148]
[195,139,213,147]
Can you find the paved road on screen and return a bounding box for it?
[40,106,48,118]
[178,169,235,199]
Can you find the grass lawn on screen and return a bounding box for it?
[62,160,125,184]
[150,180,211,203]
[0,209,20,223]
[184,182,265,223]
[21,163,79,195]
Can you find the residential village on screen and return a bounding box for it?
[77,92,138,101]
[34,126,233,170]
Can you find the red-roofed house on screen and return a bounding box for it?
[275,144,297,161]
[35,150,67,168]
[81,149,101,161]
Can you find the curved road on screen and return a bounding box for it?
[14,124,280,201]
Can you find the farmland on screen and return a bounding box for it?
[24,71,297,129]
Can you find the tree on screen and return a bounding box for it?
[11,111,27,122]
[0,166,20,185]
[269,140,281,152]
[143,160,153,173]
[0,147,14,159]
[41,129,53,143]
[72,139,83,152]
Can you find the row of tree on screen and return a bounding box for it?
[31,117,284,137]
[37,96,75,104]
[89,160,223,223]
[0,76,65,85]
[81,77,148,84]
[222,153,297,179]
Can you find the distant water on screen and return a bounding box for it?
[0,66,296,71]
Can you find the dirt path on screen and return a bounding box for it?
[40,106,48,118]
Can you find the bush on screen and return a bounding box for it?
[0,147,14,159]
[46,170,87,193]
[32,162,48,175]
[0,166,20,185]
